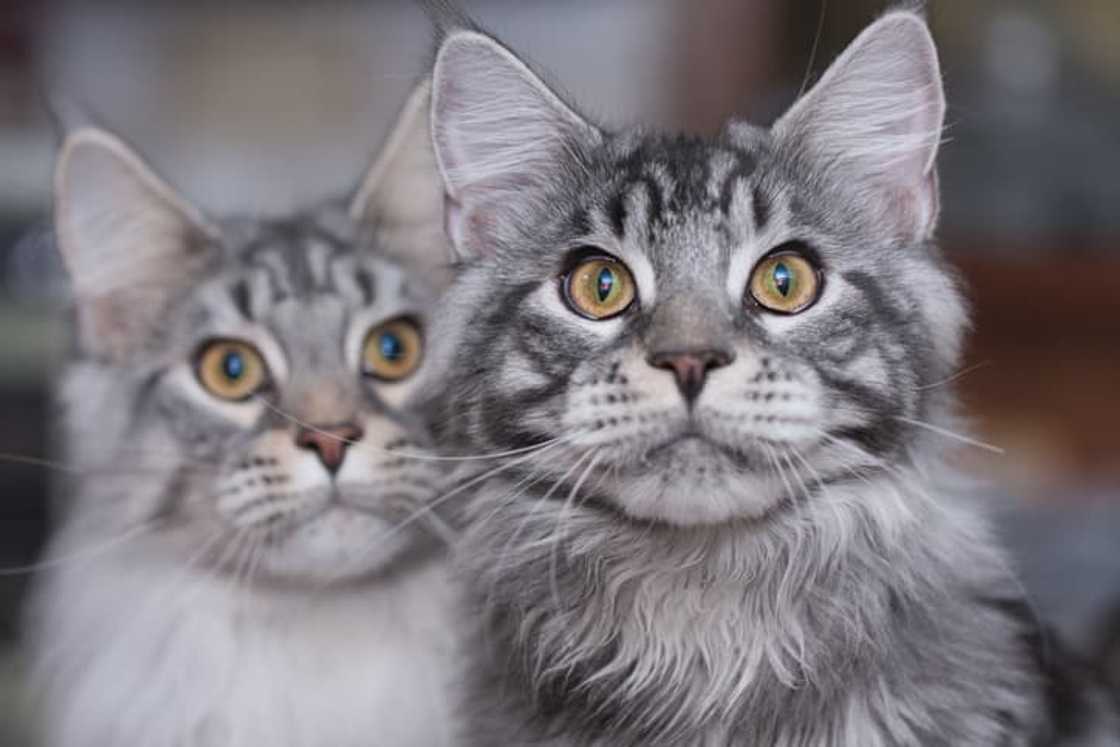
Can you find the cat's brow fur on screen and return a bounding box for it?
[421,10,1120,747]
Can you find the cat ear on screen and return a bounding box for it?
[350,80,451,280]
[55,128,219,360]
[430,30,601,258]
[772,11,945,242]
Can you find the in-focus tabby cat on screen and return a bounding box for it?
[421,9,1120,746]
[28,83,456,746]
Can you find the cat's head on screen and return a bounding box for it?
[54,82,452,582]
[424,12,967,527]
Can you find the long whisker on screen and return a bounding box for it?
[0,519,165,577]
[253,394,568,463]
[318,434,580,589]
[762,442,798,505]
[913,360,991,391]
[0,451,221,478]
[377,435,578,544]
[892,415,1005,455]
[797,0,829,98]
[0,452,82,474]
[477,462,558,652]
[548,452,601,613]
[495,450,592,572]
[828,404,1006,456]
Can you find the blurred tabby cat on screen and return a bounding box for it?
[27,82,457,746]
[421,8,1120,746]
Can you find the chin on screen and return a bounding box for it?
[253,508,418,586]
[605,441,789,526]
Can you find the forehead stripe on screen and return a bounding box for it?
[717,154,757,217]
[751,184,770,230]
[353,267,375,306]
[229,278,253,321]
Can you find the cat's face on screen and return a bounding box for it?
[425,14,966,526]
[157,221,442,580]
[54,84,451,582]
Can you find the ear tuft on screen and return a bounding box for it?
[773,11,945,241]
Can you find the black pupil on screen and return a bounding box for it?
[380,332,403,361]
[222,351,244,380]
[773,262,792,297]
[596,267,615,303]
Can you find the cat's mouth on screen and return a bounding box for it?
[640,431,743,473]
[646,432,711,456]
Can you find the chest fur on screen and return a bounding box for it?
[33,558,456,747]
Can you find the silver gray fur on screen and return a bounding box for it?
[420,9,1120,746]
[28,84,459,746]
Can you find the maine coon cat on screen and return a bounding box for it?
[27,82,458,746]
[420,10,1120,746]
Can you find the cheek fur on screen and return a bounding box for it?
[561,347,681,449]
[698,350,826,449]
[165,365,264,431]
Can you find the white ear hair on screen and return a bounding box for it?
[773,11,945,241]
[350,80,450,278]
[430,30,600,257]
[55,128,217,358]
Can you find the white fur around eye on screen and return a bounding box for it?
[345,307,428,409]
[535,279,628,337]
[753,269,840,335]
[168,365,263,427]
[725,246,757,307]
[614,246,656,309]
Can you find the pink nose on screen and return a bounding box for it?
[647,349,733,404]
[295,423,364,474]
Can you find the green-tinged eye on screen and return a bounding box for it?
[196,340,268,401]
[564,257,636,320]
[363,318,423,381]
[749,252,820,314]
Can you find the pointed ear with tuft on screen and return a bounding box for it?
[772,11,945,243]
[350,80,453,282]
[430,30,601,258]
[55,128,219,360]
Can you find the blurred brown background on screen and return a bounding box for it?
[0,0,1117,741]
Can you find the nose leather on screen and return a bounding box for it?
[295,423,364,474]
[647,349,733,404]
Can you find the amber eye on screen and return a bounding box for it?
[748,252,821,314]
[563,256,636,320]
[363,318,423,381]
[196,340,268,401]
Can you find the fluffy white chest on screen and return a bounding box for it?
[35,558,456,747]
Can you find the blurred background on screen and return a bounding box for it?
[0,0,1117,741]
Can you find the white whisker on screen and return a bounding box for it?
[0,520,164,577]
[892,416,1004,455]
[548,451,601,613]
[254,394,568,462]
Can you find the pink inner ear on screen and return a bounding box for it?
[874,168,939,243]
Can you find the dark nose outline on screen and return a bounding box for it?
[295,423,365,474]
[647,349,734,405]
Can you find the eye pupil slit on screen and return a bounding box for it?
[747,248,821,314]
[773,263,791,297]
[222,351,244,380]
[597,268,615,302]
[379,332,404,361]
[562,253,636,320]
